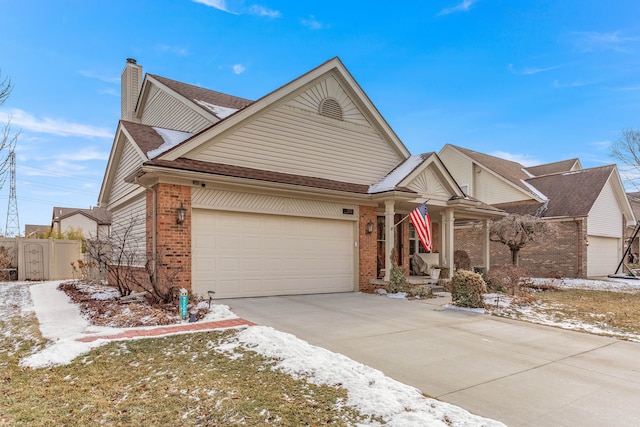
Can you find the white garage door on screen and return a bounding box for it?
[587,236,621,277]
[192,209,356,298]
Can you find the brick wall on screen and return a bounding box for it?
[147,183,192,293]
[455,219,588,278]
[358,205,378,292]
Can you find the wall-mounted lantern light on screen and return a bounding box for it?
[177,203,187,224]
[366,220,374,234]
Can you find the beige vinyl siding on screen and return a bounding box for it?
[110,195,147,267]
[192,187,358,220]
[189,104,403,185]
[109,136,146,206]
[140,87,213,133]
[286,75,370,127]
[588,178,622,238]
[475,169,529,204]
[438,147,474,196]
[406,165,453,202]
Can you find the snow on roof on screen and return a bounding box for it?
[195,99,239,119]
[521,179,548,201]
[147,127,194,159]
[368,155,425,193]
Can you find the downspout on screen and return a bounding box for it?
[134,177,157,282]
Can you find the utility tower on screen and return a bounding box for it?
[5,152,19,237]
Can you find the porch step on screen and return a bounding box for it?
[429,284,445,293]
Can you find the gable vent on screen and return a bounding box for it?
[319,98,343,121]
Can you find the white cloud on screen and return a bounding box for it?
[0,109,112,138]
[438,0,477,16]
[508,63,561,75]
[301,15,327,30]
[570,30,639,53]
[248,5,280,18]
[192,0,238,14]
[194,0,280,18]
[52,147,109,162]
[156,44,189,57]
[232,64,246,75]
[590,140,611,150]
[77,70,119,84]
[490,151,541,167]
[553,79,592,88]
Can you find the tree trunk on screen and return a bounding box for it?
[511,248,519,265]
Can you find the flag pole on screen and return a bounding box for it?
[394,199,430,227]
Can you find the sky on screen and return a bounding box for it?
[1,0,640,231]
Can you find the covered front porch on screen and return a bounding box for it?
[372,197,497,284]
[363,153,501,288]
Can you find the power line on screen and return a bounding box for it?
[5,152,19,237]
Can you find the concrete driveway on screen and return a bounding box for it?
[220,292,640,427]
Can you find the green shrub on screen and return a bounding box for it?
[451,269,488,308]
[388,263,409,293]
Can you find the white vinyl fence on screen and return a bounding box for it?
[0,237,83,281]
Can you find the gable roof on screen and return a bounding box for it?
[143,157,379,195]
[524,158,581,177]
[447,145,540,199]
[493,165,617,218]
[148,74,254,120]
[157,57,411,162]
[52,206,112,225]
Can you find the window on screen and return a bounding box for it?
[409,223,429,255]
[319,98,343,120]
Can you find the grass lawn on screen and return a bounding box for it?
[1,305,366,426]
[533,288,640,336]
[492,285,640,341]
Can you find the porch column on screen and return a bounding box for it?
[441,208,455,278]
[384,200,395,281]
[482,219,491,272]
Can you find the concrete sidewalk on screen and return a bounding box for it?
[219,292,640,427]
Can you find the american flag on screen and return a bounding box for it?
[410,202,432,252]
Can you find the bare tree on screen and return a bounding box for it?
[610,128,640,189]
[85,217,145,297]
[0,69,18,192]
[489,214,554,265]
[85,216,183,303]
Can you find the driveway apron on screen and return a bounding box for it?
[219,292,640,427]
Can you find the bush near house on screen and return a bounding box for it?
[486,264,533,296]
[451,269,487,308]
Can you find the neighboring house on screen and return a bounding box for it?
[624,192,640,264]
[439,144,635,277]
[98,58,500,299]
[51,206,111,239]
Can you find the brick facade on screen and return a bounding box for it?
[358,205,378,292]
[146,183,192,293]
[454,219,588,278]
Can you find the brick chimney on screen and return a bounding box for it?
[121,58,142,121]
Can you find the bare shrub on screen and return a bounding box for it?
[487,264,532,296]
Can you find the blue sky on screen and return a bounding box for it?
[1,0,640,230]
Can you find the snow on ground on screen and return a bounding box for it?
[227,326,504,426]
[4,280,505,426]
[14,281,238,369]
[531,276,640,293]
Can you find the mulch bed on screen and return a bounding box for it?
[58,282,201,328]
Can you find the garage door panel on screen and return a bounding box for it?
[587,236,620,277]
[192,210,355,298]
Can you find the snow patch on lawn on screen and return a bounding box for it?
[230,326,505,427]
